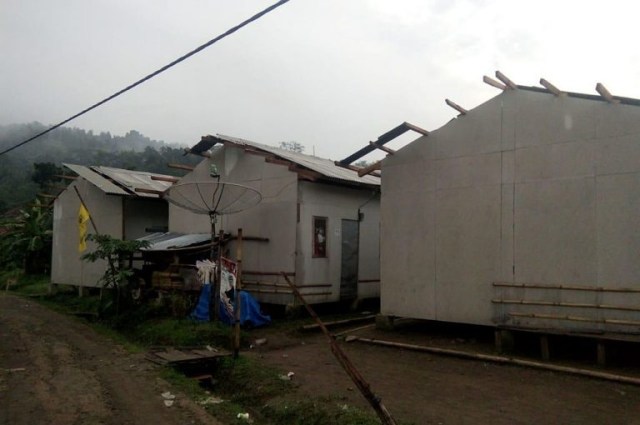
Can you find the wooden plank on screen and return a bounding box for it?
[167,163,195,171]
[493,282,640,293]
[492,298,640,313]
[596,82,619,104]
[357,160,382,177]
[495,70,517,89]
[445,98,468,115]
[150,175,179,183]
[369,141,396,155]
[540,78,562,96]
[508,312,640,327]
[483,75,506,90]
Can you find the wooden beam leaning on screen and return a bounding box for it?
[358,160,382,177]
[495,70,517,89]
[596,82,619,104]
[334,161,381,178]
[369,141,396,155]
[167,163,195,171]
[445,98,468,115]
[483,75,507,90]
[150,175,179,183]
[539,78,563,96]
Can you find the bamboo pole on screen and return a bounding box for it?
[493,282,640,293]
[73,186,99,234]
[596,83,619,104]
[445,98,468,115]
[495,70,517,89]
[213,229,224,321]
[540,78,562,96]
[349,337,640,386]
[492,298,640,313]
[483,75,507,90]
[281,273,398,425]
[233,228,243,359]
[508,312,640,327]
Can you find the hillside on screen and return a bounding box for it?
[0,123,200,211]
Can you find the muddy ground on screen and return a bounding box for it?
[0,293,221,425]
[2,291,640,425]
[252,319,640,424]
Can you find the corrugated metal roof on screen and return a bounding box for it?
[214,134,381,186]
[63,164,173,197]
[63,163,129,195]
[96,166,172,197]
[137,232,211,251]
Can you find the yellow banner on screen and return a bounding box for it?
[78,203,90,252]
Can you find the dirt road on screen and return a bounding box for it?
[0,293,221,425]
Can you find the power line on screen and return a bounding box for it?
[0,0,290,158]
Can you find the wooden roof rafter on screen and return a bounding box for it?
[596,82,620,104]
[336,121,429,169]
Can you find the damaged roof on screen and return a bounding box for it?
[137,232,211,251]
[63,164,173,197]
[194,134,381,187]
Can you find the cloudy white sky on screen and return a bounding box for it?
[2,0,639,161]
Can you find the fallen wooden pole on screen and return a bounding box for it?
[281,273,397,425]
[349,337,640,386]
[301,314,377,331]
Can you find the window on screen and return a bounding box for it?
[312,216,327,258]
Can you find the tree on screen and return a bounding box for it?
[0,199,52,274]
[354,160,372,168]
[81,234,150,314]
[279,141,305,153]
[32,162,64,190]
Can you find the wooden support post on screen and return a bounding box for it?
[494,329,503,354]
[233,228,243,359]
[281,273,398,425]
[597,341,607,366]
[213,229,224,321]
[483,75,507,90]
[596,83,619,104]
[495,329,514,354]
[445,98,468,115]
[540,335,550,361]
[540,78,562,96]
[495,70,517,89]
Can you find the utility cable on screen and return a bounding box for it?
[0,0,290,157]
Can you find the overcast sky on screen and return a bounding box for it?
[2,0,639,161]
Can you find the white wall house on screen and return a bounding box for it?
[51,164,171,289]
[380,85,640,337]
[169,134,381,306]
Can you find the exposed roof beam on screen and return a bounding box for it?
[495,71,517,89]
[53,174,77,181]
[151,175,179,183]
[539,78,563,96]
[334,161,381,178]
[338,121,427,165]
[445,99,468,115]
[483,75,507,90]
[596,82,619,104]
[167,163,195,171]
[357,160,382,177]
[369,141,396,155]
[134,188,164,196]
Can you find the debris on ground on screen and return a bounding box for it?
[198,396,224,405]
[278,371,295,381]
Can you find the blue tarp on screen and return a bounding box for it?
[219,291,271,327]
[190,283,212,322]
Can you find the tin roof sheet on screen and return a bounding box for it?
[63,163,129,195]
[63,164,173,197]
[137,232,211,251]
[214,134,380,186]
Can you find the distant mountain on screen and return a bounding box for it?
[0,122,200,211]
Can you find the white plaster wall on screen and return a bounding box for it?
[297,181,380,303]
[51,179,122,288]
[381,89,640,332]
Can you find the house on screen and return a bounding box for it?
[51,164,173,291]
[169,134,382,306]
[379,78,640,338]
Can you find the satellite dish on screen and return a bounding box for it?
[163,181,262,259]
